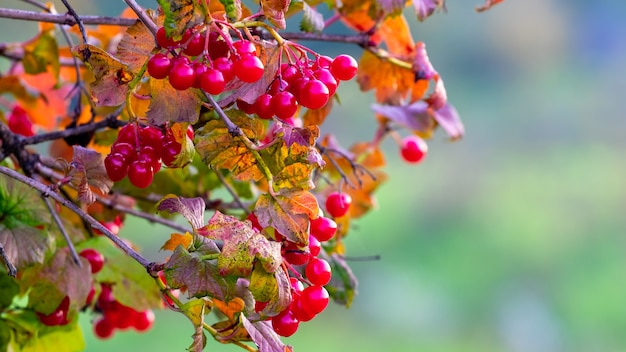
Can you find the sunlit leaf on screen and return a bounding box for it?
[249,261,278,303]
[147,78,202,124]
[261,0,290,29]
[162,232,194,251]
[22,30,59,77]
[181,299,208,352]
[116,17,155,72]
[254,190,319,244]
[300,2,324,33]
[157,0,201,39]
[326,253,358,307]
[10,319,85,352]
[71,44,133,106]
[302,98,333,126]
[156,195,205,229]
[68,146,113,205]
[241,316,293,352]
[213,297,245,322]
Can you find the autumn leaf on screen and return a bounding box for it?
[213,297,245,322]
[156,195,205,229]
[180,299,208,352]
[21,250,92,314]
[0,227,51,272]
[476,0,504,12]
[158,0,202,40]
[371,101,435,134]
[249,262,278,303]
[412,0,446,21]
[302,98,333,126]
[432,103,464,140]
[164,245,234,300]
[71,44,133,106]
[22,28,60,77]
[275,124,319,148]
[116,17,155,72]
[300,2,324,33]
[68,146,113,205]
[261,0,290,29]
[326,253,358,307]
[218,0,243,21]
[241,316,293,352]
[254,189,319,244]
[161,232,194,251]
[147,77,202,125]
[0,173,50,229]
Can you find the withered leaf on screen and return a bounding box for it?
[241,315,293,352]
[147,77,202,124]
[0,226,51,271]
[326,253,358,307]
[254,190,318,245]
[156,195,205,230]
[261,0,290,29]
[69,146,113,205]
[116,17,155,72]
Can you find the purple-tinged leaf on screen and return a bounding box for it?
[433,103,464,140]
[0,226,51,273]
[413,42,437,81]
[300,3,324,33]
[412,0,446,21]
[241,315,293,352]
[157,195,205,230]
[371,101,435,133]
[69,146,113,205]
[276,124,318,148]
[147,78,202,125]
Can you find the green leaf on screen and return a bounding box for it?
[12,319,85,352]
[156,195,206,230]
[181,299,208,352]
[219,0,243,21]
[21,250,92,314]
[249,262,277,303]
[300,2,324,33]
[164,245,234,300]
[0,173,50,229]
[147,77,202,125]
[22,31,59,77]
[157,0,202,40]
[76,237,161,310]
[261,265,291,316]
[0,272,19,310]
[241,316,293,352]
[326,253,358,307]
[254,190,319,245]
[0,320,9,352]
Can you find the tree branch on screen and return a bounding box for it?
[42,196,82,267]
[0,8,137,26]
[0,242,17,277]
[0,165,151,268]
[122,0,157,35]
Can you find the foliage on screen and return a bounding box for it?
[0,0,503,351]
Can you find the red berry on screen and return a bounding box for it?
[308,234,321,257]
[192,62,209,88]
[253,94,274,120]
[233,40,257,56]
[7,105,35,136]
[200,68,226,95]
[168,62,196,90]
[85,286,96,306]
[300,79,329,109]
[139,126,164,154]
[310,216,337,242]
[271,309,299,337]
[110,142,137,163]
[116,124,137,144]
[305,257,332,286]
[137,146,161,173]
[289,76,310,103]
[97,284,115,310]
[331,54,358,81]
[183,31,205,56]
[314,68,338,96]
[207,32,230,60]
[247,212,262,231]
[280,64,300,85]
[37,296,70,326]
[213,57,234,83]
[300,285,329,315]
[237,99,256,115]
[325,192,352,218]
[234,55,264,83]
[400,135,428,163]
[155,27,179,48]
[270,91,298,120]
[104,153,128,182]
[147,53,172,79]
[289,277,304,295]
[132,309,155,332]
[313,55,332,70]
[282,242,310,266]
[291,296,316,322]
[94,317,115,339]
[162,140,182,167]
[268,78,289,95]
[254,300,268,313]
[79,248,105,274]
[128,160,154,188]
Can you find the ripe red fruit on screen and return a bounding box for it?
[183,31,205,56]
[331,54,358,81]
[300,285,329,315]
[110,142,137,163]
[97,284,115,310]
[79,248,105,274]
[313,55,332,70]
[155,27,179,48]
[7,105,35,137]
[116,124,137,144]
[147,53,172,79]
[282,242,310,266]
[137,145,161,173]
[213,57,234,83]
[161,140,182,167]
[300,79,329,109]
[314,68,338,96]
[128,160,154,188]
[233,55,264,83]
[280,64,300,85]
[237,99,256,115]
[85,286,96,306]
[271,91,298,120]
[139,126,164,154]
[132,309,155,332]
[207,32,230,60]
[325,192,352,218]
[291,296,316,322]
[271,309,299,337]
[104,153,128,182]
[37,296,70,326]
[253,94,274,120]
[247,212,262,231]
[310,216,337,242]
[308,234,321,257]
[168,62,196,90]
[94,317,115,339]
[305,257,332,286]
[400,135,428,163]
[200,68,226,95]
[192,62,209,88]
[233,40,257,56]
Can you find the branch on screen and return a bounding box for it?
[0,165,151,268]
[42,196,82,267]
[280,32,372,46]
[0,242,17,277]
[122,0,157,35]
[0,8,136,26]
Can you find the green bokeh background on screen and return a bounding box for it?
[2,0,626,351]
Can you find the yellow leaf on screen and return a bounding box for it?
[162,232,194,251]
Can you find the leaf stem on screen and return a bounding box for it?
[122,0,157,35]
[0,242,17,277]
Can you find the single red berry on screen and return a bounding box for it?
[254,300,268,313]
[97,284,115,310]
[85,286,96,306]
[400,135,428,163]
[282,242,310,266]
[234,55,264,83]
[168,62,196,90]
[247,212,262,231]
[147,53,172,79]
[183,31,205,56]
[237,99,256,115]
[200,68,226,95]
[331,54,358,81]
[110,142,137,163]
[37,296,70,326]
[271,309,299,337]
[7,105,35,136]
[94,317,115,339]
[300,285,329,315]
[300,79,329,109]
[325,192,352,218]
[116,124,137,144]
[289,76,310,103]
[271,91,298,120]
[132,309,155,332]
[289,277,304,295]
[104,153,128,182]
[207,32,230,60]
[280,64,300,85]
[128,160,154,188]
[305,257,332,286]
[308,234,321,257]
[254,94,274,120]
[268,78,289,96]
[213,57,234,83]
[155,27,179,48]
[313,55,332,70]
[162,140,182,167]
[291,296,316,322]
[137,145,161,173]
[192,62,209,89]
[310,216,337,242]
[79,248,105,274]
[314,68,338,96]
[233,40,257,56]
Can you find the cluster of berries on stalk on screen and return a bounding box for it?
[104,123,190,188]
[247,190,353,337]
[92,283,155,339]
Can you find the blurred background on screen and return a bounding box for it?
[2,0,626,351]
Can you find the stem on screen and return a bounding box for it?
[59,0,86,43]
[122,0,157,35]
[0,8,136,26]
[212,166,249,213]
[42,196,82,267]
[0,165,151,268]
[0,242,17,277]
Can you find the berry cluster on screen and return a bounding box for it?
[93,283,155,339]
[399,135,428,164]
[104,124,186,188]
[148,27,264,94]
[237,54,358,120]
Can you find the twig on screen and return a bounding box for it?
[0,165,151,268]
[0,8,136,26]
[59,0,86,43]
[203,92,242,137]
[122,0,157,35]
[42,196,82,267]
[211,166,248,213]
[0,242,18,277]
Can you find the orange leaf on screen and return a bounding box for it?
[212,297,245,322]
[302,98,333,126]
[255,190,319,244]
[162,232,194,251]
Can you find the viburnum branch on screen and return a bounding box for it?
[0,165,151,268]
[203,92,242,137]
[59,0,86,43]
[211,166,249,213]
[321,149,357,189]
[42,196,82,267]
[122,0,157,35]
[0,8,136,26]
[0,242,18,277]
